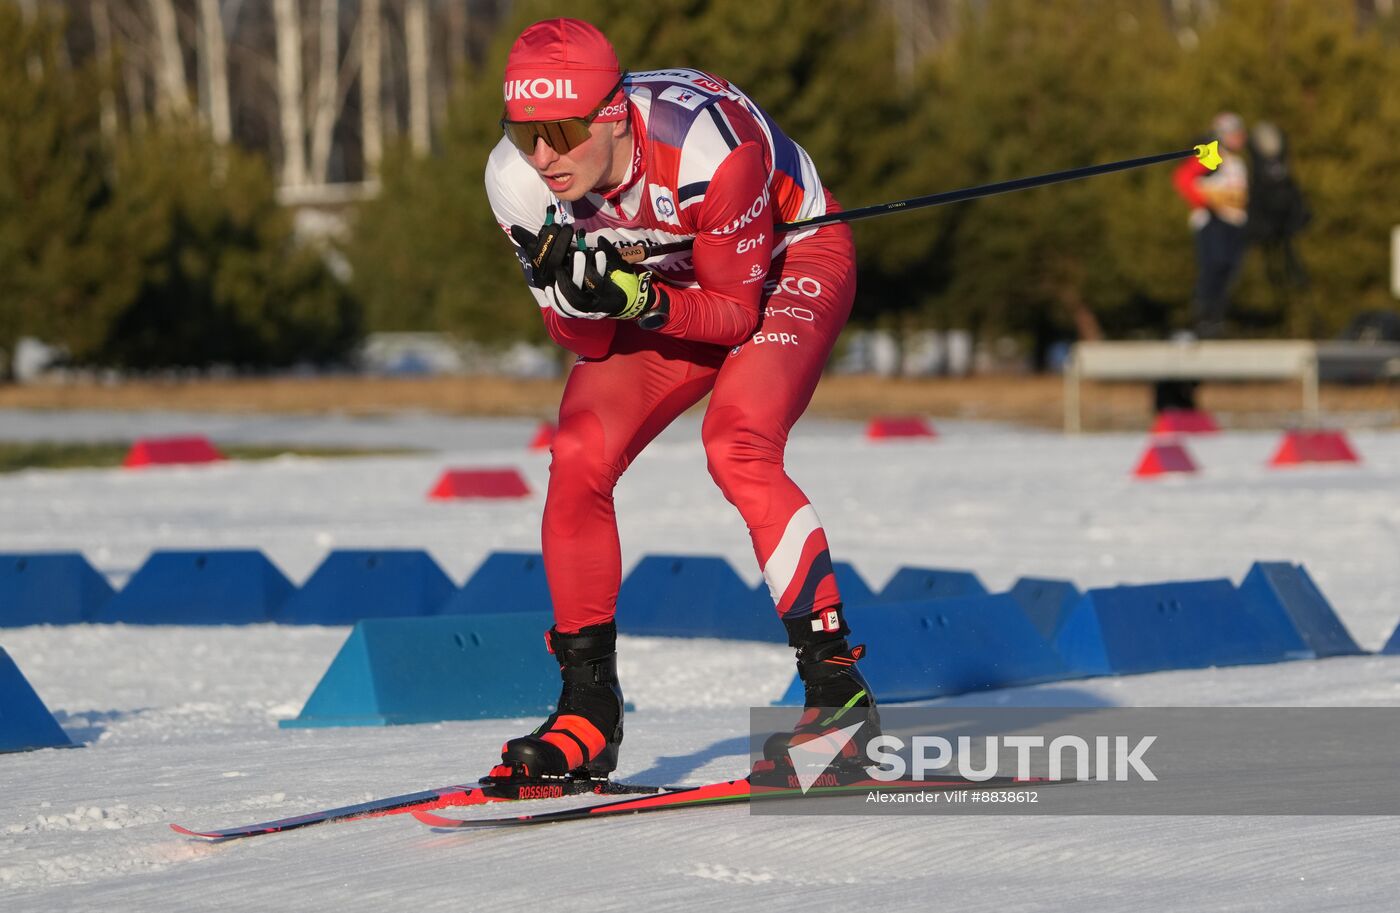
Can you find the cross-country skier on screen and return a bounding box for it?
[483,17,879,785]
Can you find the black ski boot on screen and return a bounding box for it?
[761,605,881,775]
[487,621,624,785]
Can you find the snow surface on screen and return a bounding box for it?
[3,410,1400,911]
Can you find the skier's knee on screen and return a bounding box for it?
[549,414,616,496]
[703,410,782,501]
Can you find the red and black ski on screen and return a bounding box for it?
[170,778,666,842]
[412,774,1052,829]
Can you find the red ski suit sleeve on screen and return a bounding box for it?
[1173,157,1209,209]
[651,140,773,348]
[540,309,616,360]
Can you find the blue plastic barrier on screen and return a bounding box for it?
[1237,562,1362,657]
[1,553,114,627]
[276,550,456,625]
[1054,578,1307,677]
[94,550,293,625]
[438,551,553,616]
[280,612,558,727]
[778,594,1072,704]
[1383,625,1400,655]
[0,647,73,752]
[618,555,782,642]
[1008,577,1082,641]
[831,561,876,606]
[877,567,987,602]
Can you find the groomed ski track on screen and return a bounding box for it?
[3,412,1400,911]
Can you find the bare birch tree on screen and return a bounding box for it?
[308,0,339,182]
[361,0,383,178]
[120,43,148,128]
[197,0,232,143]
[19,0,43,79]
[90,0,121,139]
[434,0,467,127]
[64,0,503,181]
[148,0,190,115]
[884,0,957,79]
[274,0,307,186]
[405,0,430,155]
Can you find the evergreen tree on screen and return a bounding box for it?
[0,4,117,377]
[344,105,545,346]
[93,124,359,369]
[915,0,1179,357]
[0,4,357,375]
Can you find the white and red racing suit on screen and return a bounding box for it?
[486,68,857,633]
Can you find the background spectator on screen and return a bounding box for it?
[1173,111,1250,338]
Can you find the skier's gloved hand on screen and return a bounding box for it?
[510,204,574,290]
[553,236,658,321]
[532,283,584,320]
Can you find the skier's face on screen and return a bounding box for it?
[523,119,631,202]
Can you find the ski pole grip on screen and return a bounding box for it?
[617,242,649,265]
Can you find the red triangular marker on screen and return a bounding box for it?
[123,436,225,468]
[429,468,531,500]
[1133,439,1198,477]
[866,416,937,440]
[1269,430,1359,466]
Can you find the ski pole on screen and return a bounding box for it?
[617,141,1223,266]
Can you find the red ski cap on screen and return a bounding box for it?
[504,19,626,123]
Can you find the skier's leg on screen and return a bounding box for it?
[702,224,855,624]
[699,220,880,763]
[544,326,722,633]
[497,326,723,780]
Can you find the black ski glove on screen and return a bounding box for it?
[509,204,574,290]
[553,236,659,321]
